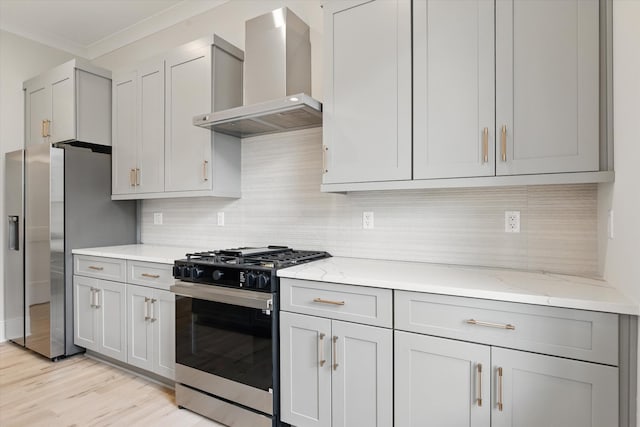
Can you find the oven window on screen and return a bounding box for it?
[176,296,273,392]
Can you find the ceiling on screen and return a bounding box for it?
[0,0,229,59]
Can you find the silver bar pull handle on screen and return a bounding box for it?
[141,273,160,279]
[88,266,104,271]
[466,319,515,330]
[501,125,507,162]
[313,297,345,306]
[150,299,157,322]
[144,297,150,320]
[94,289,101,309]
[497,367,504,411]
[332,336,339,371]
[482,127,489,163]
[90,288,96,308]
[8,216,19,251]
[322,145,328,174]
[476,363,483,407]
[319,333,326,367]
[203,160,209,181]
[135,168,140,186]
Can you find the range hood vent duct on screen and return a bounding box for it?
[193,8,322,138]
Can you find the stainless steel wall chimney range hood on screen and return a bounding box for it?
[193,8,322,138]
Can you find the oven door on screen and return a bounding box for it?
[171,282,274,415]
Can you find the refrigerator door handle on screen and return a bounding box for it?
[8,216,19,250]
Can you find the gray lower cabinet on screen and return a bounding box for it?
[280,311,392,427]
[491,347,618,427]
[394,290,620,427]
[73,255,175,380]
[127,284,175,380]
[395,331,490,427]
[395,331,618,427]
[73,275,127,362]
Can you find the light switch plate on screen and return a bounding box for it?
[153,212,163,225]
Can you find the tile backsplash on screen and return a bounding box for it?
[141,128,598,276]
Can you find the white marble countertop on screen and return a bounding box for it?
[72,244,202,265]
[278,257,639,315]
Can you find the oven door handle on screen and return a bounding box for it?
[171,281,273,310]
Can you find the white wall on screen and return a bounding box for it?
[597,2,640,423]
[0,30,75,341]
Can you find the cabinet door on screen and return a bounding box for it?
[137,60,165,194]
[496,0,599,175]
[331,321,392,427]
[112,71,138,195]
[413,0,495,179]
[24,77,50,146]
[49,67,75,143]
[280,312,332,427]
[152,289,175,379]
[492,347,618,427]
[96,280,127,362]
[323,0,411,184]
[164,45,212,192]
[73,275,97,351]
[126,284,153,372]
[395,331,490,427]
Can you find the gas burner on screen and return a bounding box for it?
[174,246,331,292]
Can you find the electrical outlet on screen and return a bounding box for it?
[217,212,225,227]
[363,211,374,229]
[153,212,163,225]
[505,211,520,233]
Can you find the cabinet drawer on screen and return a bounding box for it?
[281,279,392,328]
[74,255,126,282]
[127,260,174,290]
[395,291,618,365]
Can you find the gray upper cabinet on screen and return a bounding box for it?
[413,0,495,179]
[496,0,600,175]
[24,59,111,147]
[111,36,243,200]
[112,60,165,196]
[322,0,412,184]
[321,0,609,192]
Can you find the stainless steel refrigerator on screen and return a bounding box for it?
[4,143,136,359]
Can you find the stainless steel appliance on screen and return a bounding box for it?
[193,8,322,138]
[4,143,136,359]
[171,246,331,427]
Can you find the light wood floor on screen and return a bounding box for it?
[0,342,224,427]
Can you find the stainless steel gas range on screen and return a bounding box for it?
[170,246,331,427]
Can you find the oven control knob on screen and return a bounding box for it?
[257,273,270,289]
[192,267,204,279]
[181,266,192,278]
[246,272,257,288]
[212,270,224,281]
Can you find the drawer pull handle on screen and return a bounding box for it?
[94,289,101,309]
[313,298,345,306]
[319,333,326,367]
[144,297,150,320]
[150,299,157,322]
[88,266,104,271]
[501,125,507,162]
[90,288,96,308]
[482,127,489,164]
[141,273,160,279]
[476,363,483,407]
[466,319,515,330]
[332,336,339,371]
[497,367,504,411]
